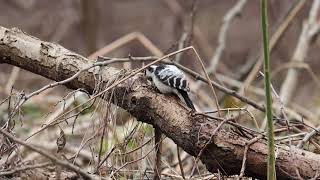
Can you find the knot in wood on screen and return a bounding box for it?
[195,122,218,149]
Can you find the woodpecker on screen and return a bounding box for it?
[145,64,195,110]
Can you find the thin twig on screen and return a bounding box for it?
[87,32,163,59]
[110,137,165,178]
[259,71,290,133]
[297,126,320,148]
[0,162,52,175]
[0,128,97,180]
[240,0,307,95]
[186,0,198,47]
[95,124,140,172]
[177,147,186,180]
[207,0,247,74]
[189,118,231,178]
[118,136,154,156]
[191,48,221,116]
[238,135,263,179]
[172,62,266,112]
[5,67,20,95]
[175,32,188,63]
[193,0,247,94]
[153,127,162,180]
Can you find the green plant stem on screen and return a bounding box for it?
[261,0,276,179]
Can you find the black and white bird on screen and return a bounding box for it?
[145,64,195,110]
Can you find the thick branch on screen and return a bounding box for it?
[1,26,320,179]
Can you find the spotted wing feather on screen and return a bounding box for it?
[155,65,190,91]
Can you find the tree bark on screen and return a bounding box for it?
[1,26,320,179]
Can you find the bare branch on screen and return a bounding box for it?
[279,0,320,105]
[207,0,247,74]
[0,129,98,180]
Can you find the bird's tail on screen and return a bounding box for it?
[177,89,195,110]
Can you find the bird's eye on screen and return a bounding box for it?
[147,76,152,81]
[147,67,154,73]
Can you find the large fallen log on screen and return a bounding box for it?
[1,26,320,179]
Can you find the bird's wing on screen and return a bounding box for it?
[155,65,190,91]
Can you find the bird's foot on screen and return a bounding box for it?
[188,109,197,116]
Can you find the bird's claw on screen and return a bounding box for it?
[188,109,197,116]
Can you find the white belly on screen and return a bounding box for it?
[153,76,174,94]
[152,76,187,106]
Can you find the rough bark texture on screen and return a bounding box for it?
[1,26,320,179]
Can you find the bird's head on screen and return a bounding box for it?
[145,65,157,80]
